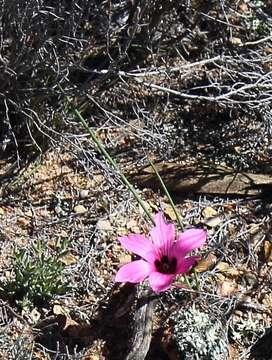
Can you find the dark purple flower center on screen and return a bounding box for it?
[155,255,177,274]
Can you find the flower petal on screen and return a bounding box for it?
[148,271,175,293]
[150,212,175,257]
[173,228,206,258]
[118,234,156,263]
[176,256,200,274]
[115,260,153,283]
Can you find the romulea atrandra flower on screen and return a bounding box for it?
[115,212,206,293]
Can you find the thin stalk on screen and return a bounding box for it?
[148,159,183,230]
[74,109,154,224]
[184,275,191,288]
[193,268,200,291]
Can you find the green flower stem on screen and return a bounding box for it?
[184,274,191,288]
[148,159,183,230]
[193,268,200,291]
[73,109,154,224]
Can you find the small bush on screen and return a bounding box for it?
[5,239,70,309]
[172,306,228,360]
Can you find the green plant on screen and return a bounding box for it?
[5,239,70,309]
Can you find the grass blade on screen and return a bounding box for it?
[148,159,183,230]
[73,109,154,224]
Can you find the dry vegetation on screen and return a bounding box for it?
[0,0,271,359]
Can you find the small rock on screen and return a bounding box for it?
[230,37,242,46]
[217,280,238,297]
[126,219,138,230]
[97,219,112,230]
[216,262,231,273]
[244,273,258,287]
[264,47,272,54]
[242,295,252,304]
[93,174,104,184]
[202,206,218,218]
[118,254,131,265]
[60,253,78,266]
[203,216,221,228]
[29,308,41,323]
[74,205,87,214]
[17,217,30,227]
[126,219,140,232]
[164,206,179,221]
[239,3,248,13]
[194,253,217,273]
[216,273,225,282]
[117,227,127,236]
[226,268,240,277]
[79,189,89,199]
[53,304,67,316]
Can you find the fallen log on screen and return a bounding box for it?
[130,163,272,196]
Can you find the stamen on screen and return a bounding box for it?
[155,256,177,274]
[161,255,169,264]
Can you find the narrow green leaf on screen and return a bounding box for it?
[148,159,183,230]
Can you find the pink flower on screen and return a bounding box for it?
[115,212,206,293]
